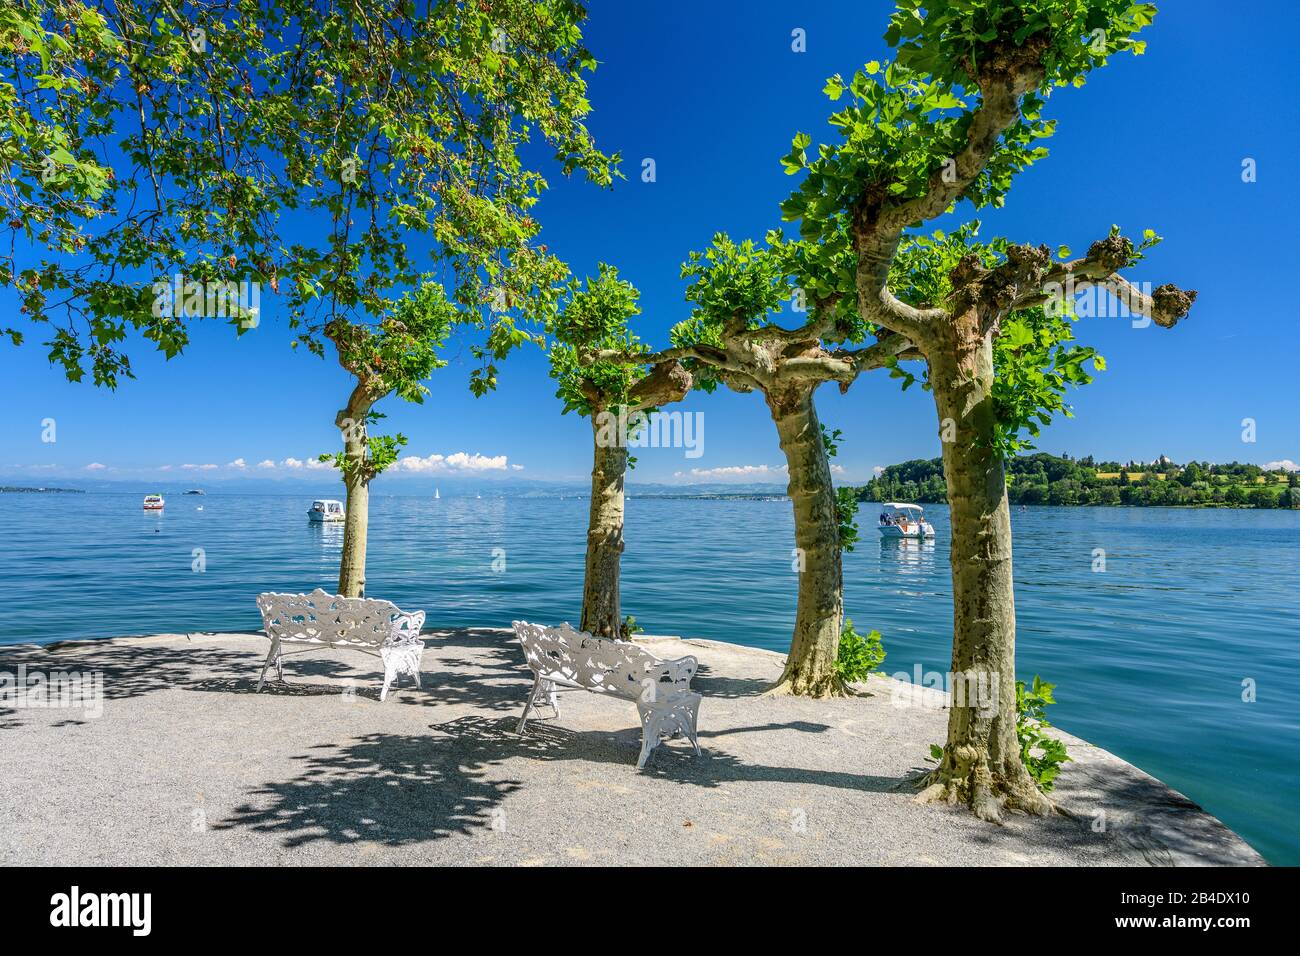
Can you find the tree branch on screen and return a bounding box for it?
[877,80,1026,238]
[850,66,1043,346]
[627,359,691,413]
[1008,235,1199,329]
[589,342,745,373]
[777,331,917,387]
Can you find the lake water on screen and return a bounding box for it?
[2,492,1297,864]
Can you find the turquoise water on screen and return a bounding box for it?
[2,492,1297,864]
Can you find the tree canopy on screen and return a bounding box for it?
[549,264,654,418]
[2,0,617,387]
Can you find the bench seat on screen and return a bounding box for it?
[255,589,426,701]
[512,620,702,769]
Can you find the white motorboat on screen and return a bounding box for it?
[878,502,935,538]
[143,494,165,511]
[307,499,345,523]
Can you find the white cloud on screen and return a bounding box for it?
[873,465,886,476]
[830,464,846,475]
[394,452,511,474]
[84,462,106,471]
[674,464,788,480]
[277,456,335,471]
[1265,459,1299,473]
[180,463,218,471]
[159,465,173,472]
[228,458,247,469]
[256,459,276,469]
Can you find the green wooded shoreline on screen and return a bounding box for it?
[856,453,1299,508]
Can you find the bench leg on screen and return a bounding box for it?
[516,674,543,734]
[686,695,702,756]
[636,695,703,768]
[636,708,662,770]
[256,639,281,692]
[379,641,424,703]
[379,652,404,702]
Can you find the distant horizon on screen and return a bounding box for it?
[6,448,1296,496]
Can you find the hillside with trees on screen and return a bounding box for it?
[856,454,1299,508]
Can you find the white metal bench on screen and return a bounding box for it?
[255,589,426,701]
[512,620,703,769]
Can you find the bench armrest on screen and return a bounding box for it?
[658,655,698,692]
[388,609,426,644]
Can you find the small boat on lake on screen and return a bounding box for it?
[878,502,934,539]
[143,494,165,511]
[307,499,345,523]
[184,489,205,496]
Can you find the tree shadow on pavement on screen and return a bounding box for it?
[212,731,524,848]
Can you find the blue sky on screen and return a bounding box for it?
[3,0,1297,489]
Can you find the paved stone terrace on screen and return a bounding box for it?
[0,629,1265,866]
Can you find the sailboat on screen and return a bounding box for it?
[434,487,440,500]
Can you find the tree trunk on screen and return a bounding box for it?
[336,396,373,599]
[916,313,1050,820]
[766,385,846,698]
[580,412,627,638]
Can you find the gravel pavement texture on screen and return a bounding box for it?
[0,629,1265,866]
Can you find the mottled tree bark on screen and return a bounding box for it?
[916,310,1049,820]
[336,387,375,599]
[580,412,628,638]
[766,385,846,698]
[575,362,691,641]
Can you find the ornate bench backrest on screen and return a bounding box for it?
[257,589,418,648]
[512,621,696,702]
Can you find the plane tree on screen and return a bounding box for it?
[549,264,690,638]
[591,229,917,696]
[262,0,617,596]
[779,0,1196,817]
[3,1,617,597]
[317,283,457,597]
